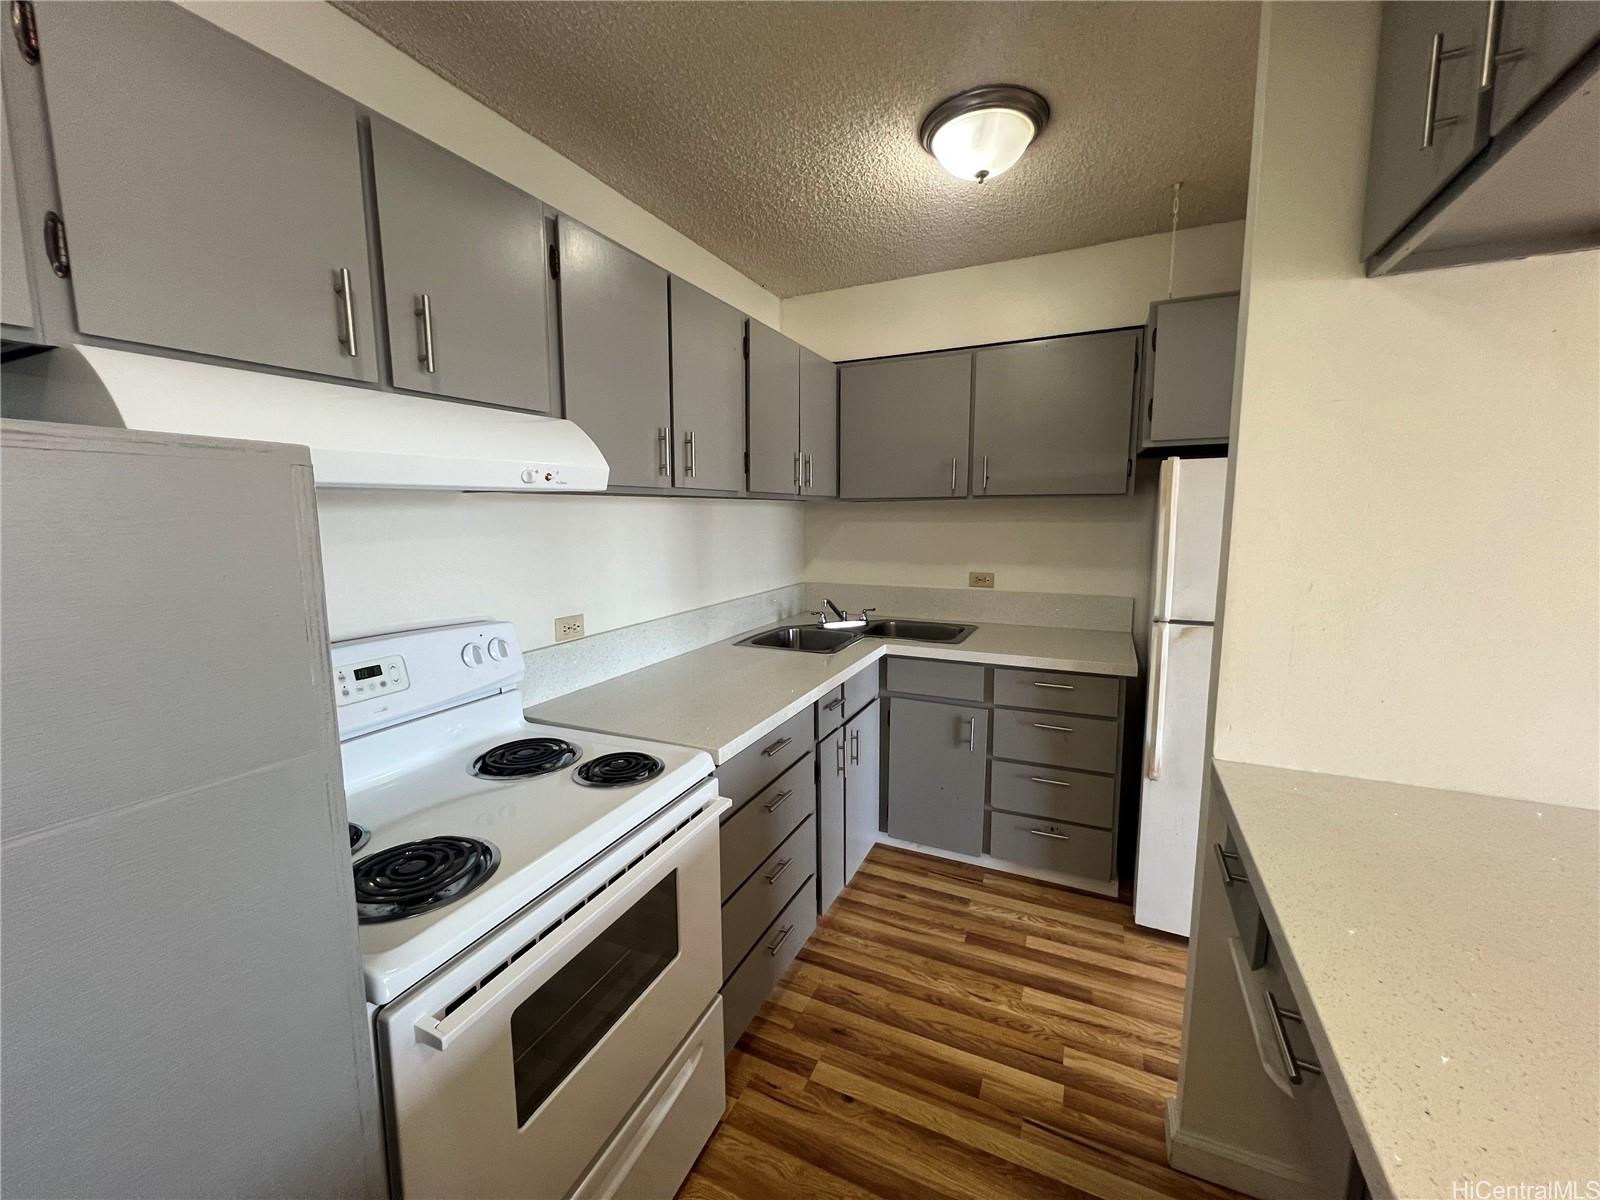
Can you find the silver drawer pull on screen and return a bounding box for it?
[1264,989,1321,1085]
[764,857,793,885]
[414,293,435,372]
[1031,722,1074,734]
[760,735,792,758]
[1029,776,1072,789]
[1213,843,1247,887]
[334,267,358,357]
[823,697,844,711]
[766,924,794,956]
[1028,828,1072,841]
[763,788,794,813]
[1031,681,1075,691]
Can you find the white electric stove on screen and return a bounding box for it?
[333,620,728,1200]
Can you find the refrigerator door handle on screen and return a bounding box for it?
[1159,458,1182,620]
[1144,622,1172,781]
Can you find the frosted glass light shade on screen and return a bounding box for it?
[919,86,1050,184]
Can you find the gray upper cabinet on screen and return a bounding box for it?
[668,278,744,493]
[746,319,800,495]
[799,347,838,498]
[556,216,671,488]
[1141,294,1239,449]
[843,700,880,883]
[1,87,34,334]
[886,697,987,855]
[369,119,552,412]
[972,330,1138,496]
[840,352,973,499]
[1488,2,1600,135]
[1361,2,1492,259]
[34,1,377,382]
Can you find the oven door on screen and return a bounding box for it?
[377,781,728,1200]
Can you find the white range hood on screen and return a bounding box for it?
[0,345,609,492]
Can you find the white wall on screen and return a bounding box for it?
[786,223,1245,650]
[177,2,801,647]
[1212,2,1599,806]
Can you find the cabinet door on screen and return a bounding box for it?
[886,698,987,855]
[747,319,800,494]
[839,353,972,499]
[816,727,846,913]
[668,277,744,493]
[1,85,34,333]
[557,217,671,488]
[35,1,376,381]
[972,331,1137,496]
[1489,2,1600,135]
[1362,1,1492,258]
[799,347,838,497]
[844,701,881,883]
[1142,294,1239,447]
[370,119,552,412]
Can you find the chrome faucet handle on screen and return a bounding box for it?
[810,610,829,627]
[858,607,877,621]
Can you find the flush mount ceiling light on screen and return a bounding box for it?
[919,85,1050,184]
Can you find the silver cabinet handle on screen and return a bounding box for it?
[1213,843,1247,887]
[1421,31,1472,149]
[414,293,435,373]
[835,737,846,775]
[657,427,670,476]
[763,787,794,813]
[1032,722,1074,734]
[760,735,792,758]
[823,696,844,712]
[683,430,696,478]
[1029,776,1072,789]
[965,716,977,752]
[981,454,990,493]
[803,453,812,490]
[334,267,358,358]
[1028,828,1072,841]
[1480,0,1501,88]
[950,455,959,494]
[1032,681,1075,691]
[793,451,802,491]
[764,857,793,885]
[1264,990,1321,1085]
[766,924,795,956]
[850,728,860,766]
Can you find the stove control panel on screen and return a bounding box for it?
[335,655,409,707]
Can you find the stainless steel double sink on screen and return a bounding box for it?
[736,617,976,654]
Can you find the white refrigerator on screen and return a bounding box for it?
[1134,456,1228,937]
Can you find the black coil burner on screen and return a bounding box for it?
[573,751,665,789]
[349,823,370,854]
[353,836,500,923]
[472,737,581,779]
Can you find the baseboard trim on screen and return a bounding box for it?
[1165,1098,1319,1200]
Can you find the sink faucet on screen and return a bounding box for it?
[825,598,847,621]
[813,601,877,627]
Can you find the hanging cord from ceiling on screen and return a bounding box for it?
[1166,180,1184,299]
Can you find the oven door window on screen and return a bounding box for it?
[511,870,680,1126]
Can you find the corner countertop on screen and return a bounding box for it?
[1212,759,1600,1200]
[531,617,1137,764]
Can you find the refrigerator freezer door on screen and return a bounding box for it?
[1150,456,1228,624]
[1134,621,1215,937]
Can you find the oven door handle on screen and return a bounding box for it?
[412,796,729,1052]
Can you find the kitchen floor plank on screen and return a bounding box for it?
[676,845,1242,1200]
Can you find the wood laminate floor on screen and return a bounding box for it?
[677,844,1242,1200]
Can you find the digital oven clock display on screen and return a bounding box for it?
[352,665,384,681]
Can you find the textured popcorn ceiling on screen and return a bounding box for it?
[335,1,1259,298]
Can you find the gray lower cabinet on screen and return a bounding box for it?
[1140,294,1239,448]
[1361,1,1493,259]
[1488,2,1600,134]
[669,277,744,492]
[368,119,553,412]
[886,697,988,854]
[746,319,800,495]
[34,1,377,382]
[799,347,838,497]
[720,881,816,1056]
[972,331,1138,496]
[816,724,846,911]
[1,87,34,334]
[843,700,880,882]
[840,352,973,499]
[556,216,671,488]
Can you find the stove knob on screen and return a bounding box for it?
[486,637,511,661]
[461,642,485,668]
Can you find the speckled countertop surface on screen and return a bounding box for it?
[1213,759,1600,1200]
[532,618,1136,763]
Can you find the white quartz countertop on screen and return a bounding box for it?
[532,617,1137,764]
[1212,759,1600,1200]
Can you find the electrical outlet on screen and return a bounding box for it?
[969,571,995,589]
[554,614,585,643]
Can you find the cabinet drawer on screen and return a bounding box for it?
[987,761,1115,828]
[1217,826,1271,968]
[719,753,814,902]
[988,812,1114,881]
[815,686,846,740]
[718,707,814,808]
[721,881,817,1055]
[722,814,815,978]
[991,708,1119,773]
[993,668,1119,717]
[843,662,879,719]
[885,658,985,701]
